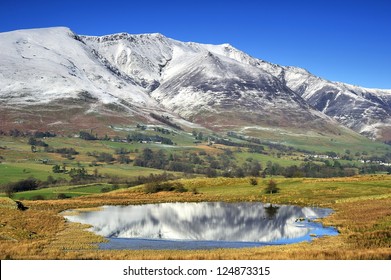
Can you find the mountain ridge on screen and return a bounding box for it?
[1,27,390,140]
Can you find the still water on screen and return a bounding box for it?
[64,202,338,250]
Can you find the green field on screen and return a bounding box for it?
[0,162,69,184]
[234,151,304,167]
[0,135,183,185]
[242,125,390,155]
[3,183,114,200]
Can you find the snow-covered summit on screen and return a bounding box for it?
[0,27,156,107]
[0,27,390,139]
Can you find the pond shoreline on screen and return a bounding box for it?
[64,202,338,250]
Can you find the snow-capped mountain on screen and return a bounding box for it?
[276,66,391,139]
[1,27,390,139]
[0,27,158,105]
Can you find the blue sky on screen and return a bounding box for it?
[1,0,390,89]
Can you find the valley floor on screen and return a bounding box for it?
[0,175,390,260]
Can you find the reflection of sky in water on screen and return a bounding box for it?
[64,202,337,247]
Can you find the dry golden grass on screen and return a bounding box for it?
[0,198,17,209]
[193,144,224,155]
[304,174,391,183]
[0,175,390,260]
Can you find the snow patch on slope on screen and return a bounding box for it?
[0,27,156,107]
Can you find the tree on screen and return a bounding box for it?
[4,178,39,194]
[249,178,258,186]
[52,164,61,173]
[28,137,48,147]
[265,179,279,194]
[79,131,97,140]
[4,184,14,198]
[206,167,217,178]
[68,167,91,183]
[100,152,115,163]
[118,154,131,164]
[243,160,261,176]
[234,167,245,178]
[142,148,154,162]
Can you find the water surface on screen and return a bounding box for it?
[64,202,338,250]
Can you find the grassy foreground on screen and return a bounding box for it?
[0,175,390,260]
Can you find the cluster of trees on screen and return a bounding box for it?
[117,154,132,164]
[1,176,69,197]
[0,129,56,138]
[149,113,182,130]
[144,181,186,194]
[115,147,130,155]
[264,161,355,178]
[134,148,262,178]
[126,133,174,145]
[87,151,116,163]
[190,132,270,154]
[264,160,391,178]
[28,136,79,159]
[127,172,178,187]
[192,130,204,141]
[52,164,67,173]
[2,178,39,197]
[2,167,104,197]
[132,148,390,179]
[86,151,132,165]
[33,131,56,138]
[365,153,391,164]
[79,131,98,140]
[28,137,48,147]
[45,147,79,159]
[153,127,171,135]
[77,129,175,146]
[52,165,99,183]
[209,135,266,153]
[359,163,391,174]
[136,124,147,130]
[67,167,96,183]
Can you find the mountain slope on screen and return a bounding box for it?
[0,27,390,140]
[278,67,391,139]
[0,28,191,133]
[81,32,344,135]
[0,27,156,106]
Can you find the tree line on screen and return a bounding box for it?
[133,148,391,178]
[134,148,262,178]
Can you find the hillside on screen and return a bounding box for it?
[0,27,390,141]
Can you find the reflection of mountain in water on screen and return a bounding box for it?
[64,202,333,243]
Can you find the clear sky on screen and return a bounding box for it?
[1,0,390,89]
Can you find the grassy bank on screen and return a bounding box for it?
[0,175,390,259]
